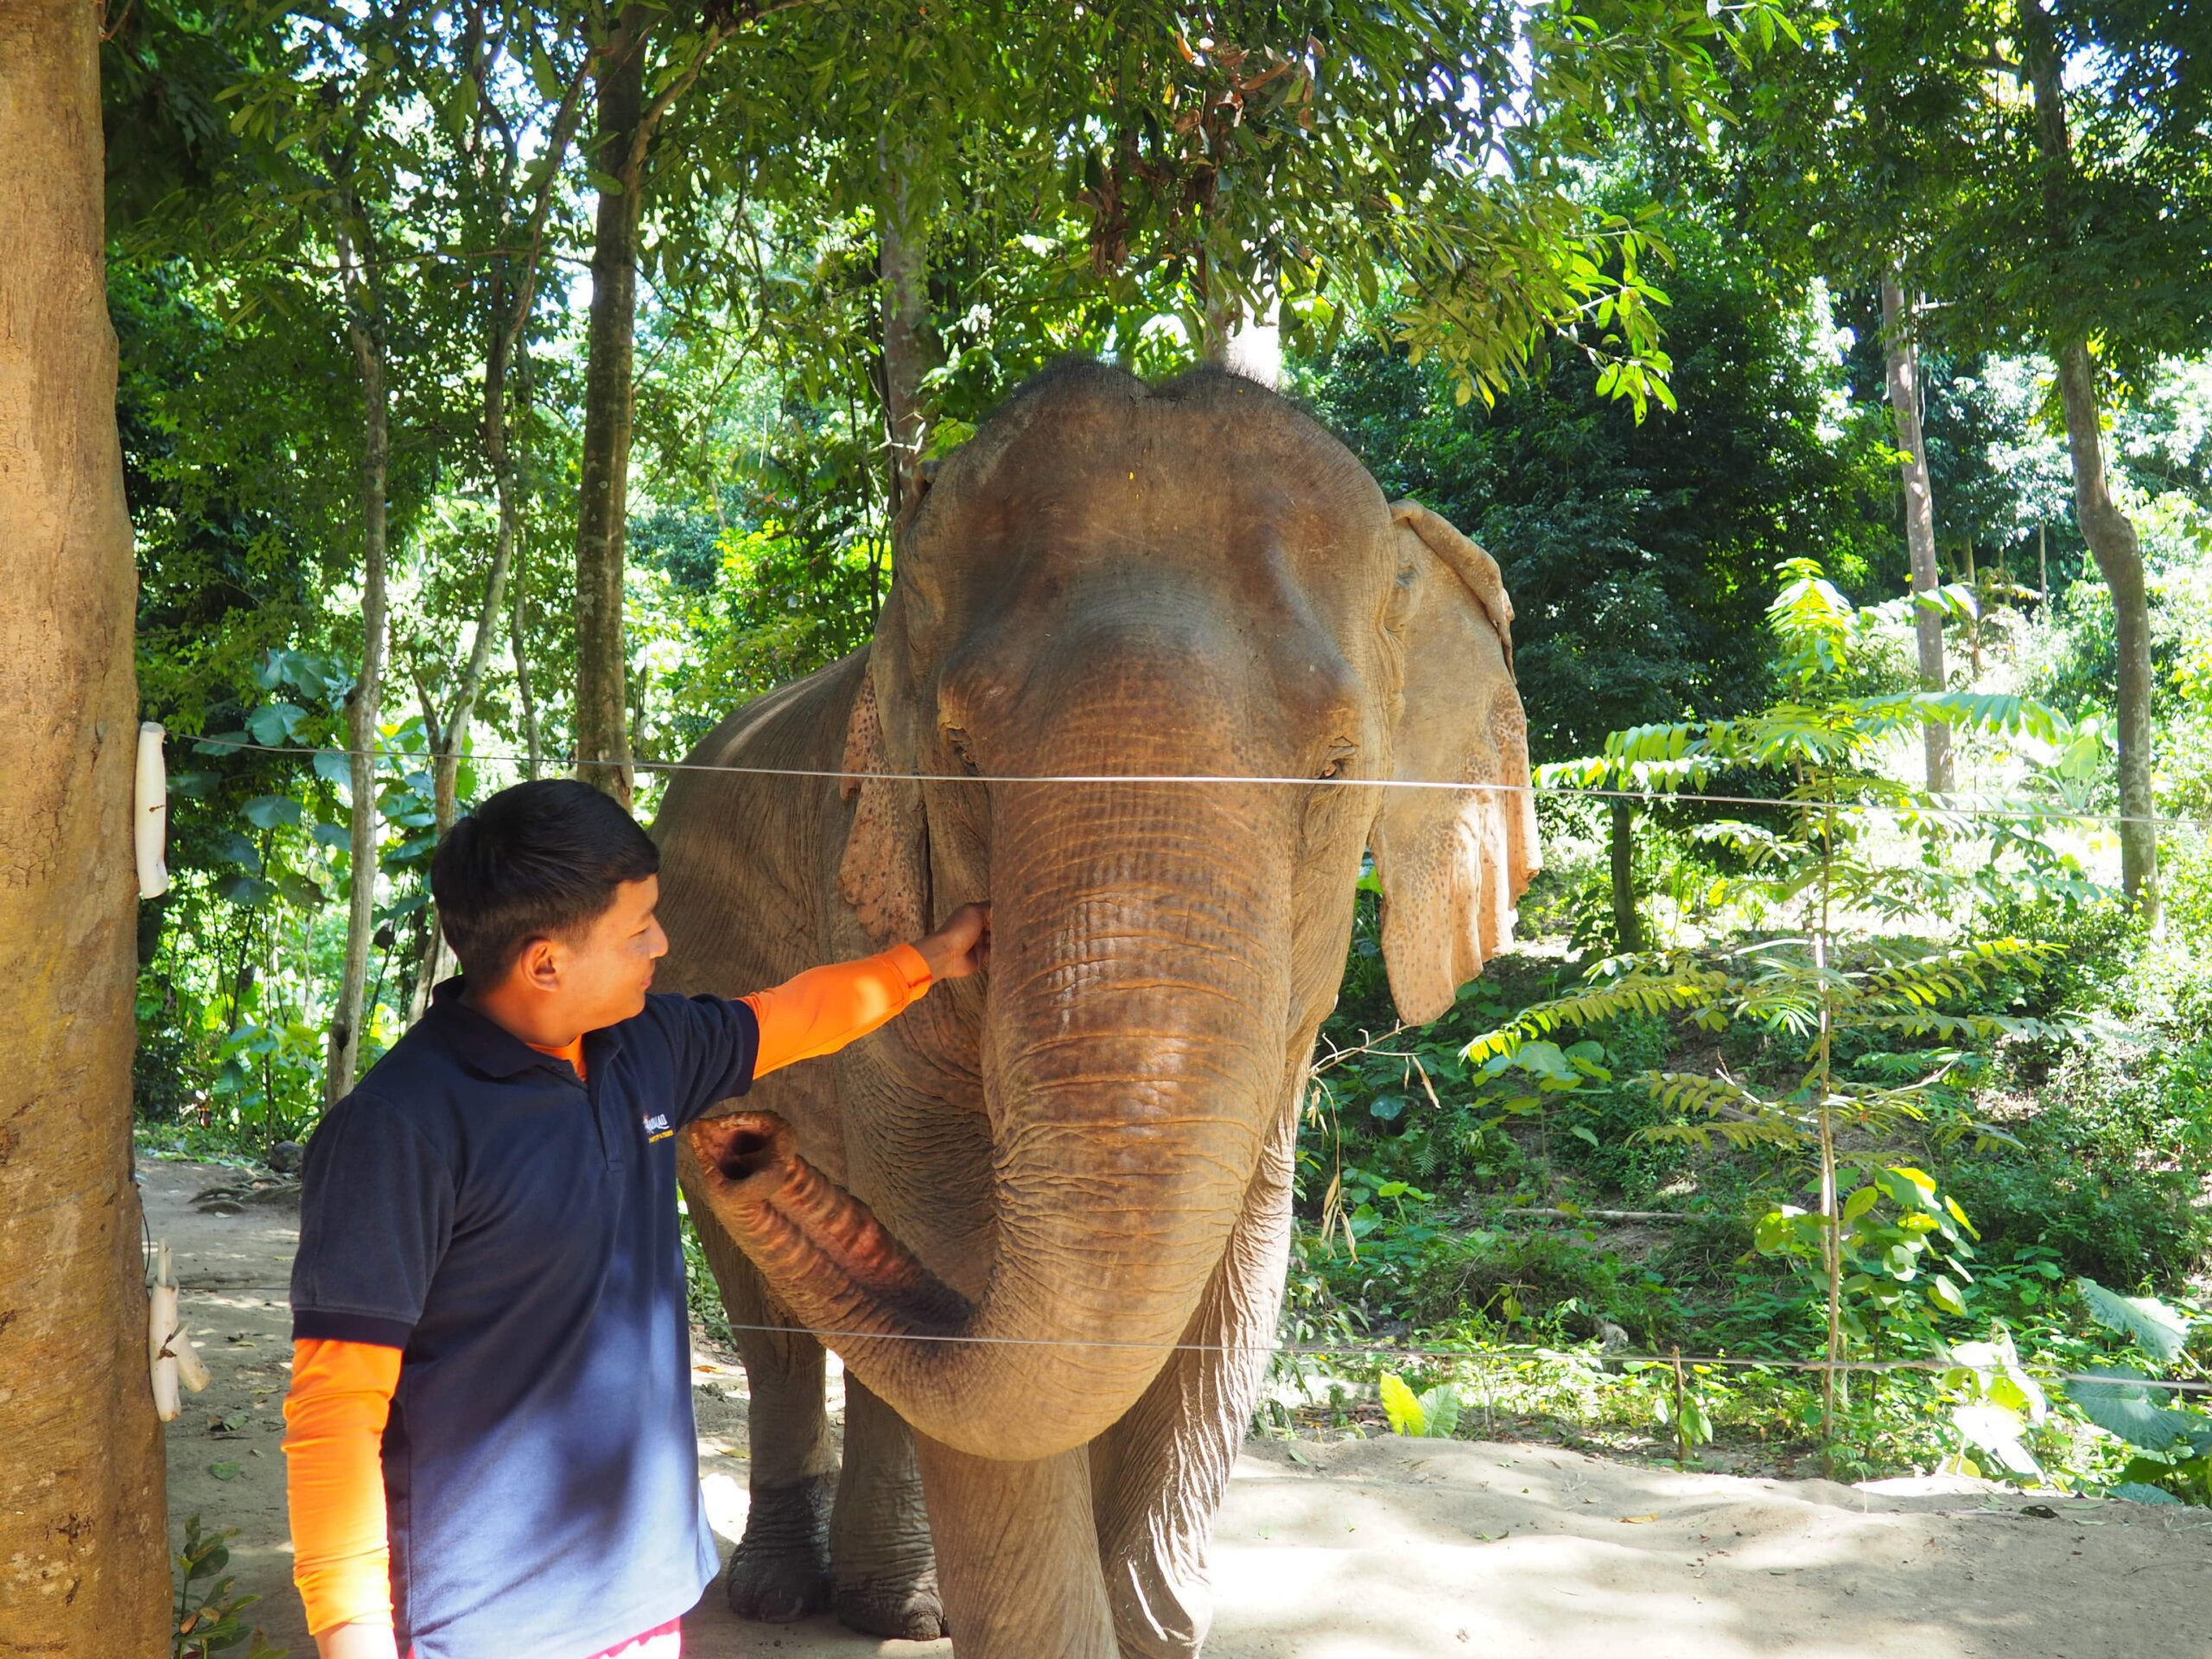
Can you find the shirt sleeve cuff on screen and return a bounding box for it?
[293,1309,415,1348]
[885,941,934,997]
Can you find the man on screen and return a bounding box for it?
[283,779,988,1659]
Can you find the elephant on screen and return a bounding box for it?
[652,359,1538,1659]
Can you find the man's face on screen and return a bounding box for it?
[542,874,668,1031]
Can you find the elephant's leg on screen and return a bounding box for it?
[827,1376,945,1639]
[692,1190,839,1623]
[915,1433,1120,1659]
[1091,1100,1299,1659]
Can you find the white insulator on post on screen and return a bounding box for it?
[136,721,169,899]
[149,1242,180,1422]
[147,1239,211,1423]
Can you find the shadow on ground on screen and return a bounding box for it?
[148,1158,2212,1659]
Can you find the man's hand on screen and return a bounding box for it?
[914,903,989,981]
[315,1619,399,1659]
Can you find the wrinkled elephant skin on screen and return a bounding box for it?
[653,361,1538,1659]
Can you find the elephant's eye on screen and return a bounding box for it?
[945,728,981,777]
[1316,745,1356,781]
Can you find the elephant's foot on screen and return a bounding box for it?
[725,1475,834,1623]
[1105,1548,1212,1659]
[833,1567,949,1641]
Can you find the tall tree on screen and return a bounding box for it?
[326,194,392,1101]
[190,7,439,1096]
[876,135,937,516]
[1742,0,2212,916]
[574,9,651,805]
[574,7,740,804]
[410,26,592,1004]
[0,3,170,1647]
[1881,276,1955,790]
[2013,0,2163,916]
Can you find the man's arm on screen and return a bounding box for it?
[283,1338,403,1659]
[741,904,990,1077]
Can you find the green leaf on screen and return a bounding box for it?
[529,44,564,101]
[313,747,355,787]
[2109,1480,2183,1505]
[245,703,304,746]
[1753,1206,1802,1254]
[1951,1404,2041,1477]
[209,1460,241,1481]
[2068,1369,2212,1453]
[1418,1384,1463,1438]
[215,874,276,907]
[211,831,261,873]
[241,795,302,830]
[312,821,353,851]
[1513,1041,1575,1081]
[2076,1278,2191,1363]
[273,870,326,906]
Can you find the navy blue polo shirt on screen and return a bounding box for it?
[290,978,760,1659]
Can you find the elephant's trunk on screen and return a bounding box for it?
[689,779,1288,1462]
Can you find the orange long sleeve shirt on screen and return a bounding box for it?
[282,945,932,1636]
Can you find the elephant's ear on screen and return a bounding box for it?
[836,665,931,944]
[1370,500,1541,1026]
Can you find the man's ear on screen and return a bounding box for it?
[836,659,931,944]
[1370,500,1541,1026]
[512,936,563,994]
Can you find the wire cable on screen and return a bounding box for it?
[168,1279,2212,1395]
[186,737,2209,836]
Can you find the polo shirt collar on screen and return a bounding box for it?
[422,977,555,1079]
[425,976,634,1079]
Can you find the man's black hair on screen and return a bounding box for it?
[430,779,660,982]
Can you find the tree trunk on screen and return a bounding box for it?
[2021,0,2158,917]
[1199,256,1283,389]
[574,11,648,807]
[1609,797,1645,953]
[1880,275,1953,792]
[877,148,932,523]
[327,221,391,1104]
[512,563,542,779]
[2053,339,2158,912]
[1963,539,1983,676]
[439,60,579,839]
[0,6,170,1645]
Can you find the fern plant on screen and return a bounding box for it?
[1483,560,2089,1456]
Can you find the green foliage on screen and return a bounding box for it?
[1461,561,2101,1449]
[1640,1357,1719,1467]
[172,1516,283,1659]
[2061,1277,2212,1504]
[678,1197,734,1349]
[1379,1373,1464,1439]
[1303,194,1889,777]
[1757,1165,1981,1352]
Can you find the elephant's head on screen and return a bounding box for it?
[690,362,1536,1459]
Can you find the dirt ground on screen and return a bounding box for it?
[149,1155,2212,1659]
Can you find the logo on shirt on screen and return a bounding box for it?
[642,1112,673,1144]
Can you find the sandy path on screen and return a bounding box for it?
[147,1155,2212,1659]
